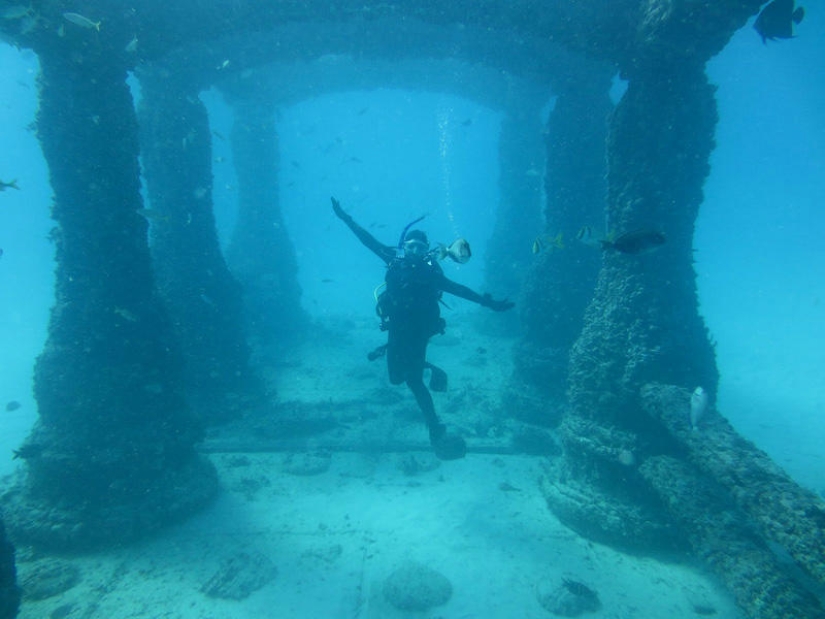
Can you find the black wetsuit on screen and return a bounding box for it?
[334,207,492,439]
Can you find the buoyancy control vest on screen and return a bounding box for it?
[376,254,444,335]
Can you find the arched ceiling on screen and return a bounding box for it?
[143,14,615,116]
[217,55,552,117]
[1,0,763,113]
[126,0,641,67]
[2,0,765,102]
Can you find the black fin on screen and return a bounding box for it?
[367,344,387,361]
[427,363,448,392]
[432,432,466,460]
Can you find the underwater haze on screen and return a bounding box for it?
[699,11,825,491]
[1,17,823,486]
[0,5,824,617]
[0,46,52,473]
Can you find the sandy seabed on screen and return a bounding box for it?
[13,315,744,619]
[16,451,742,619]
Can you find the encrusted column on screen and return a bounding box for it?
[138,73,266,422]
[545,58,720,547]
[3,47,217,549]
[640,453,824,618]
[568,61,720,416]
[0,520,19,619]
[221,93,307,355]
[543,39,825,618]
[640,384,825,619]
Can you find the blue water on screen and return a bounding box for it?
[0,47,52,466]
[699,16,825,491]
[0,9,823,501]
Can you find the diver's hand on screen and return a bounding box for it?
[482,294,514,312]
[331,196,349,221]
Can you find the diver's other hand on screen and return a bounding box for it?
[331,196,349,221]
[482,293,514,312]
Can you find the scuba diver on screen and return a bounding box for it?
[331,196,514,460]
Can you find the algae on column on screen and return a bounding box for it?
[3,45,217,550]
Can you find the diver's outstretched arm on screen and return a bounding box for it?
[331,197,394,263]
[440,276,514,311]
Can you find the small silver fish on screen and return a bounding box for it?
[63,12,101,31]
[690,386,708,430]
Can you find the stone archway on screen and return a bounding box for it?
[3,4,824,618]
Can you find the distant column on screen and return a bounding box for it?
[484,103,545,326]
[138,73,266,422]
[4,48,216,549]
[515,72,611,394]
[221,94,307,354]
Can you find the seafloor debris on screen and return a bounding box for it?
[396,453,440,476]
[536,576,601,617]
[200,551,277,600]
[20,559,81,601]
[282,451,332,476]
[383,561,452,612]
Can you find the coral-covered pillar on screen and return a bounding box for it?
[138,74,266,422]
[542,56,825,619]
[567,62,719,419]
[3,49,216,549]
[0,519,19,619]
[544,62,720,545]
[639,384,825,618]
